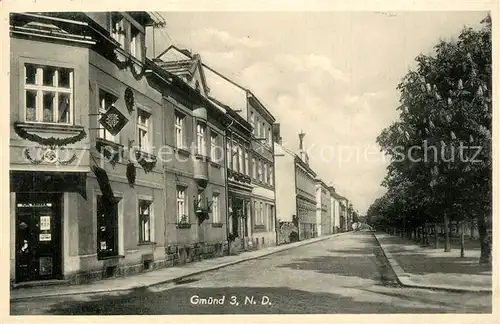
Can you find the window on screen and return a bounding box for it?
[175,113,184,148]
[261,122,266,138]
[130,26,142,60]
[24,64,73,124]
[258,160,263,182]
[97,90,119,142]
[97,195,119,259]
[260,202,264,225]
[250,110,255,134]
[212,194,220,223]
[252,158,256,179]
[269,205,275,231]
[269,164,274,185]
[244,150,249,176]
[238,145,244,174]
[139,200,152,242]
[196,123,206,156]
[176,187,187,223]
[137,109,151,152]
[232,141,238,171]
[256,118,260,137]
[264,163,268,184]
[254,201,259,225]
[210,133,218,162]
[226,140,232,169]
[111,14,126,47]
[268,126,272,146]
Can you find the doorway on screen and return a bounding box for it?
[15,193,62,282]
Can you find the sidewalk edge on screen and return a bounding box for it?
[11,232,350,301]
[372,232,492,294]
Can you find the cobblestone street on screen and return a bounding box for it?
[10,232,491,315]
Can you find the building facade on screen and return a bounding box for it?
[151,52,230,264]
[10,11,170,284]
[156,46,277,252]
[273,125,299,244]
[329,187,342,233]
[315,179,332,236]
[295,132,317,240]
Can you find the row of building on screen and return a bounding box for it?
[9,11,355,285]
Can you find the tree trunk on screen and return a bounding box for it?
[477,215,492,264]
[444,212,451,252]
[460,221,465,258]
[424,223,429,245]
[434,223,439,249]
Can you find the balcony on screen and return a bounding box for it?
[193,154,209,187]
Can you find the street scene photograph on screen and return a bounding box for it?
[4,2,495,319]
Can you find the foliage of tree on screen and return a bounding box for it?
[370,15,492,264]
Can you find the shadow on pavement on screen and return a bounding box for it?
[15,285,470,315]
[377,234,492,275]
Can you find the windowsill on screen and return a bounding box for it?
[96,137,123,149]
[135,150,157,161]
[211,223,224,228]
[174,147,190,157]
[195,154,209,161]
[176,223,192,229]
[97,255,125,261]
[16,122,84,135]
[210,161,222,169]
[138,241,156,246]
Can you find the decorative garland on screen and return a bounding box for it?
[13,122,87,149]
[137,158,156,174]
[24,148,42,165]
[135,151,157,174]
[112,49,147,81]
[95,143,120,167]
[124,87,135,114]
[126,161,136,187]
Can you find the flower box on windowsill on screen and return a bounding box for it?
[211,223,224,228]
[176,223,192,229]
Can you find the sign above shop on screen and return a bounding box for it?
[99,106,128,136]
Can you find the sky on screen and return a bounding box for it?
[147,11,487,214]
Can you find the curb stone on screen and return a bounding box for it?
[372,232,492,294]
[11,232,351,301]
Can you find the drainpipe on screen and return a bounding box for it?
[224,119,234,256]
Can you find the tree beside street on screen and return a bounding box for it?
[369,15,492,264]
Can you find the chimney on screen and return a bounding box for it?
[272,123,282,145]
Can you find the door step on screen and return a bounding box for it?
[12,279,69,289]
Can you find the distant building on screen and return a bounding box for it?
[315,179,332,236]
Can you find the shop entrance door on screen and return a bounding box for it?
[15,193,62,282]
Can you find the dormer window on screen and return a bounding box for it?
[130,25,142,60]
[111,14,125,48]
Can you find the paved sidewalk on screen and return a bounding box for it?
[11,233,348,301]
[373,232,492,293]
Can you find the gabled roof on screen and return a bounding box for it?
[155,45,210,95]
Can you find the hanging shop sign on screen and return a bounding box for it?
[99,106,129,136]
